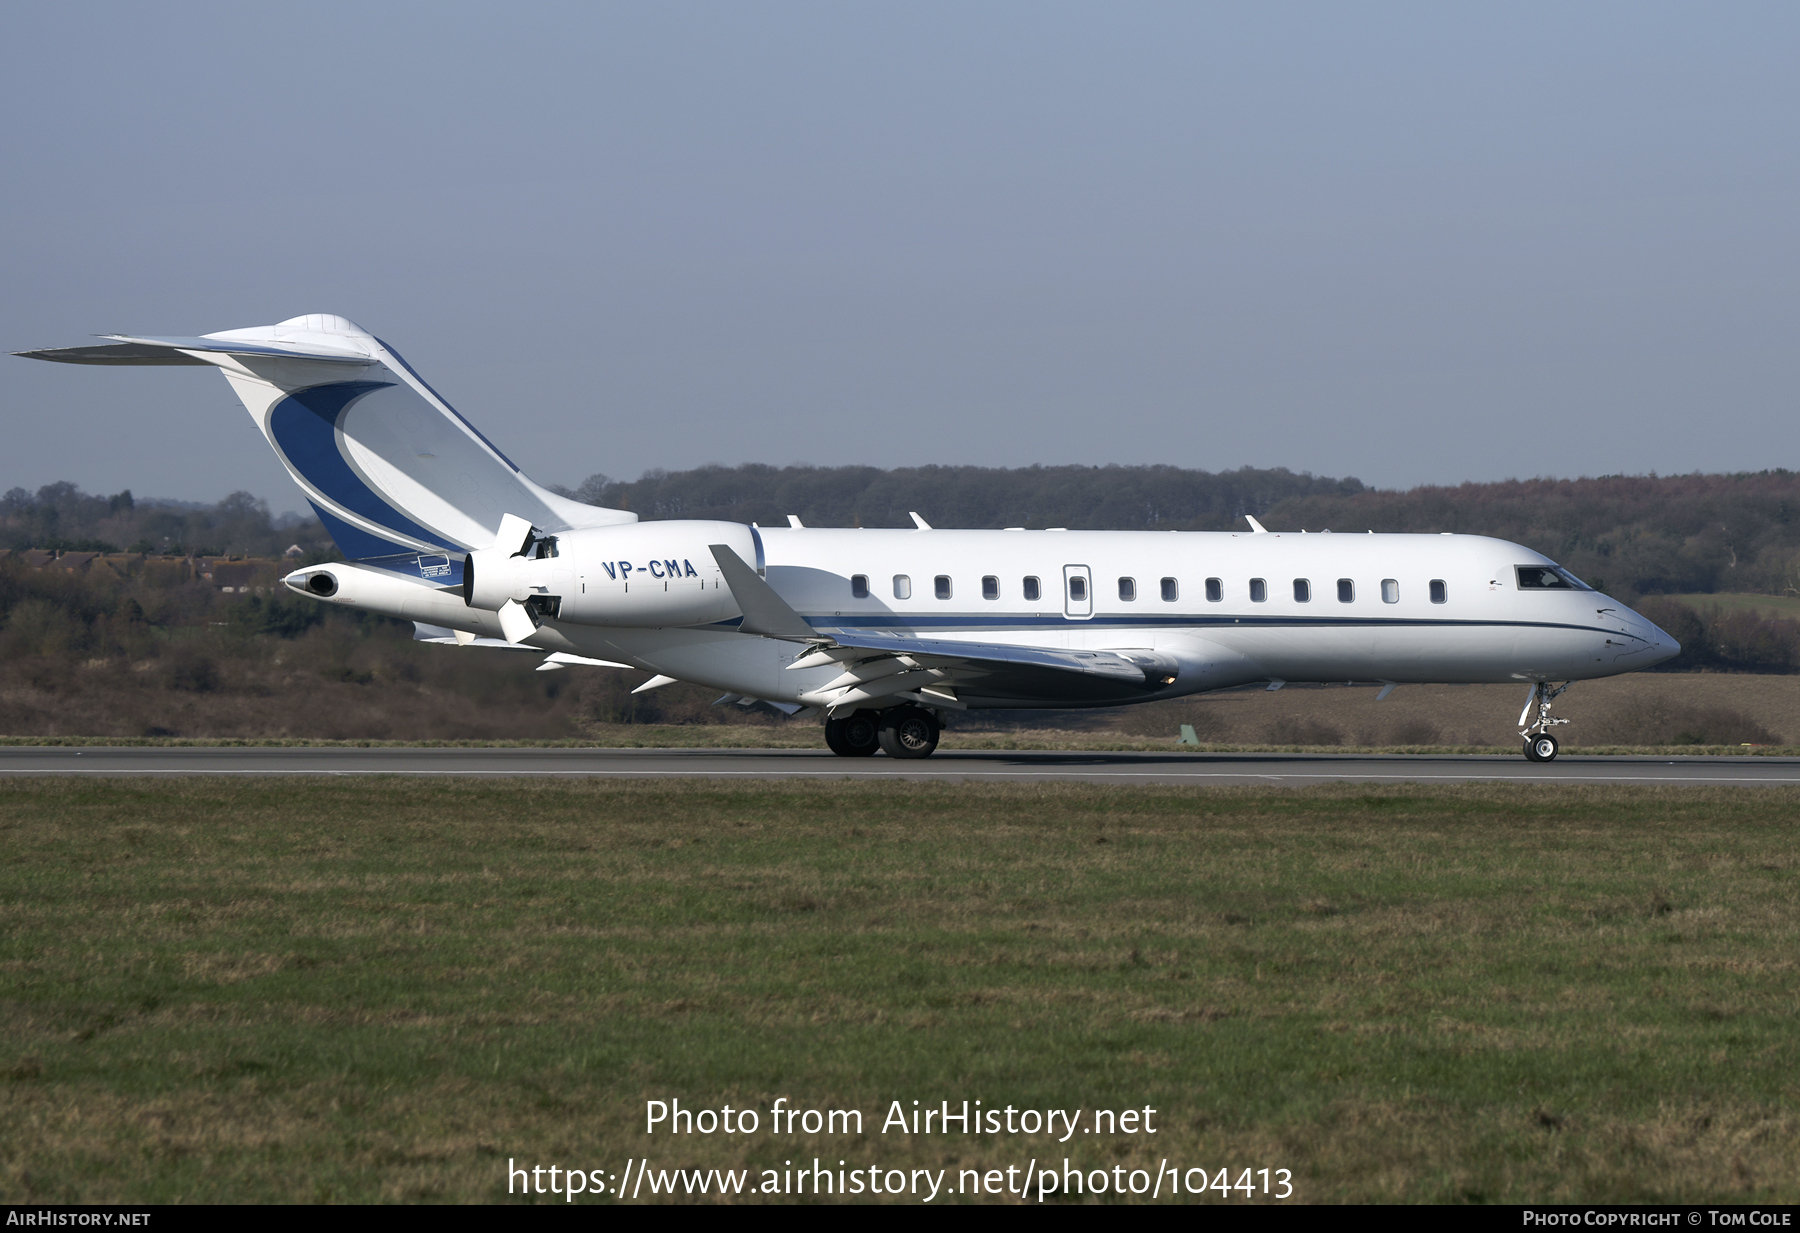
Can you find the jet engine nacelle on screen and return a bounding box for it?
[464,519,756,628]
[283,560,482,632]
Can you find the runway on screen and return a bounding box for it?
[1,745,1798,786]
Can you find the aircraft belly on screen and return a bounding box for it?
[547,625,793,699]
[401,588,505,640]
[1206,621,1594,684]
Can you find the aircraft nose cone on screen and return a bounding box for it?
[1647,625,1681,665]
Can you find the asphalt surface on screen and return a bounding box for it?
[1,745,1797,786]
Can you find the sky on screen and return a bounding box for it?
[3,2,1797,509]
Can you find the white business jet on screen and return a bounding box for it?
[18,314,1679,761]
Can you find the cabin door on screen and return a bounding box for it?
[1063,564,1093,620]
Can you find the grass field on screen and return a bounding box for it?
[3,779,1798,1204]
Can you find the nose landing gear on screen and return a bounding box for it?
[1519,682,1571,762]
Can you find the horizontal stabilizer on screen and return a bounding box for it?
[102,333,373,363]
[13,342,211,366]
[16,335,373,365]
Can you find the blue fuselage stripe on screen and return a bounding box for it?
[776,613,1638,638]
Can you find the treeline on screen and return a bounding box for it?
[0,482,335,559]
[1630,597,1800,674]
[1264,472,1800,598]
[556,465,1800,601]
[555,464,1366,533]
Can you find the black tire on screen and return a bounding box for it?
[1523,733,1559,762]
[824,710,881,757]
[877,705,940,759]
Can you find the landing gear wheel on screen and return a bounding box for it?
[1523,733,1559,763]
[824,710,881,757]
[877,705,940,759]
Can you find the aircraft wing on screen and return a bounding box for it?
[715,542,1179,710]
[789,629,1179,710]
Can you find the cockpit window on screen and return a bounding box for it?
[1515,565,1591,591]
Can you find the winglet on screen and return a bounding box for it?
[1245,515,1269,533]
[709,544,822,640]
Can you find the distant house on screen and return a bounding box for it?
[40,552,96,574]
[284,544,304,558]
[206,560,264,591]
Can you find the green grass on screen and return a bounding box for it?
[3,780,1798,1203]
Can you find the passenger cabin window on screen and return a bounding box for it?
[982,575,999,600]
[1293,578,1311,603]
[935,575,952,600]
[1205,577,1223,603]
[1118,577,1136,601]
[1161,577,1178,602]
[1337,578,1354,603]
[1515,565,1589,591]
[1068,575,1088,602]
[1381,579,1399,604]
[1250,578,1267,603]
[851,574,869,599]
[893,574,911,600]
[1430,579,1448,604]
[1023,576,1041,601]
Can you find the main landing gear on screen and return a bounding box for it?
[823,709,881,757]
[1519,681,1571,762]
[824,705,941,759]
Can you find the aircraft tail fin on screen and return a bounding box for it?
[15,314,634,559]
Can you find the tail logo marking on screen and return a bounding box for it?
[267,380,444,555]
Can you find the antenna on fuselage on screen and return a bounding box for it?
[1244,515,1269,533]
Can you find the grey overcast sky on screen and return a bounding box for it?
[3,2,1797,508]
